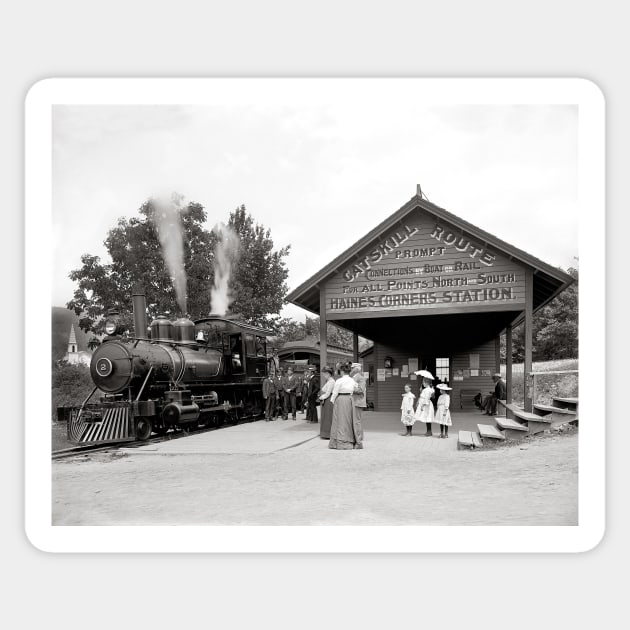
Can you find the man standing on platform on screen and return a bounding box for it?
[274,370,285,419]
[282,367,299,420]
[306,366,320,423]
[262,372,276,421]
[481,373,506,416]
[350,362,367,445]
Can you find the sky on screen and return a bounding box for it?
[52,101,578,322]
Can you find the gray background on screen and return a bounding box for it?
[3,1,624,628]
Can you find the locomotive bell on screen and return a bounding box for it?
[149,315,174,342]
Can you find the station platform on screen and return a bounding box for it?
[120,409,489,456]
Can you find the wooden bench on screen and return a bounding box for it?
[495,416,529,439]
[459,388,481,409]
[477,423,505,441]
[497,400,551,435]
[458,430,483,450]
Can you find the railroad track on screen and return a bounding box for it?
[52,415,263,460]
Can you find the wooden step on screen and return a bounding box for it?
[458,430,483,450]
[495,416,529,436]
[458,430,474,449]
[498,400,548,423]
[552,397,578,411]
[534,403,577,416]
[477,423,505,441]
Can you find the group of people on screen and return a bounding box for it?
[319,361,366,450]
[263,364,507,446]
[262,361,367,450]
[400,371,507,436]
[400,370,453,438]
[262,366,322,421]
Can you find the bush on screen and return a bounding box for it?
[51,362,96,421]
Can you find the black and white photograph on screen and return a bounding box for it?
[27,78,603,552]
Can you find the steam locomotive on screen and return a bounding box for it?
[67,285,272,444]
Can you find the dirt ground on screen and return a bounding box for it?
[52,427,578,526]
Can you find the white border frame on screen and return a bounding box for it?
[26,78,605,553]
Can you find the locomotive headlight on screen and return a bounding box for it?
[104,308,125,336]
[105,320,118,335]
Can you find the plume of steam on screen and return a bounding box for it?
[211,223,240,316]
[151,192,187,315]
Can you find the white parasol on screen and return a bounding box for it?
[414,369,434,379]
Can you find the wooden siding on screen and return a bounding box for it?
[450,339,498,408]
[370,338,498,412]
[324,208,526,318]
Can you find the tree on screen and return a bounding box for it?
[51,362,97,420]
[504,266,578,362]
[227,206,290,328]
[67,199,290,333]
[533,266,578,360]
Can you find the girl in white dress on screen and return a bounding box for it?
[435,383,453,438]
[400,384,417,436]
[414,376,435,436]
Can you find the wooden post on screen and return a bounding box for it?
[495,335,501,373]
[506,325,513,404]
[319,286,327,370]
[353,333,359,362]
[524,269,533,412]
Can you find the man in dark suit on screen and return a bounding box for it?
[482,373,506,415]
[305,366,320,423]
[273,371,284,419]
[282,367,300,420]
[262,373,276,421]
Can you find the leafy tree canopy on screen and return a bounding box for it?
[67,199,290,334]
[503,265,578,362]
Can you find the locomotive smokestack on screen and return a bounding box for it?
[132,282,148,339]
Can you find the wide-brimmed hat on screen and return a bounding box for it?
[350,362,361,369]
[414,369,434,379]
[493,373,502,378]
[436,383,452,390]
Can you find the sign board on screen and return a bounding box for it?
[324,209,526,318]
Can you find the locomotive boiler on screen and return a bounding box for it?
[67,285,271,444]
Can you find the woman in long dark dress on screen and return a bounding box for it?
[318,366,335,439]
[329,362,363,450]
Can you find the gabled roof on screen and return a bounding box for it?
[277,336,352,355]
[286,193,574,317]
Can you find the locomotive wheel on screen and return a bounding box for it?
[135,417,153,441]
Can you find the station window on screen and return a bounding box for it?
[435,357,450,383]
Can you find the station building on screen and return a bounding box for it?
[286,189,574,413]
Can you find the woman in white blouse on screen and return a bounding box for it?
[414,376,435,436]
[318,366,335,439]
[329,362,363,450]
